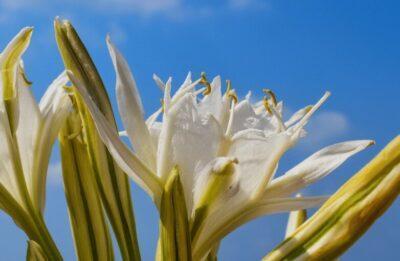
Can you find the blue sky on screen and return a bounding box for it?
[0,0,399,260]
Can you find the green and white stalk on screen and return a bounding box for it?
[59,105,114,261]
[263,136,400,260]
[55,19,141,261]
[157,167,192,261]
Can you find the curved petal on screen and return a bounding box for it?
[0,110,23,205]
[228,130,294,198]
[14,66,41,197]
[193,195,328,260]
[107,37,156,171]
[68,71,162,201]
[266,140,374,198]
[32,71,72,211]
[0,27,32,101]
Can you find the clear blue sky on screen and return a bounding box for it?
[0,0,398,260]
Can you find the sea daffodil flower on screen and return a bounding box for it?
[0,27,71,260]
[67,37,373,259]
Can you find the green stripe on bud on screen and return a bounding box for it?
[59,109,114,261]
[158,167,192,261]
[55,19,141,261]
[264,135,400,261]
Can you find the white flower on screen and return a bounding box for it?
[69,37,373,259]
[0,27,72,213]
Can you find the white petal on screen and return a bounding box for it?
[0,110,24,206]
[14,66,41,196]
[290,92,330,133]
[228,129,294,198]
[192,157,236,213]
[231,100,275,135]
[266,140,374,197]
[194,195,327,257]
[158,93,223,212]
[152,74,165,91]
[0,27,32,101]
[285,105,312,127]
[69,71,162,201]
[107,38,156,171]
[174,71,193,95]
[198,76,230,125]
[33,71,72,211]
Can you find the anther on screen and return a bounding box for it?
[200,72,212,95]
[263,96,272,114]
[262,89,277,106]
[227,90,238,104]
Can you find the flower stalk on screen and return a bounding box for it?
[55,19,141,261]
[157,167,192,261]
[263,135,400,260]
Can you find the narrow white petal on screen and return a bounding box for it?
[68,71,162,201]
[194,195,327,257]
[33,71,72,211]
[266,140,374,197]
[0,110,24,205]
[291,92,330,133]
[163,77,172,113]
[285,105,312,127]
[107,38,156,170]
[153,74,165,91]
[14,66,41,195]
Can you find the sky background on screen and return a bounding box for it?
[0,0,399,260]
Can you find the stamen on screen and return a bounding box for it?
[225,100,236,137]
[263,97,273,114]
[294,91,331,132]
[263,89,277,106]
[200,72,212,96]
[263,97,286,131]
[227,90,238,104]
[160,98,165,113]
[225,80,232,94]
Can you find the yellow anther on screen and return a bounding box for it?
[262,89,277,106]
[263,96,272,115]
[227,90,238,104]
[200,72,212,95]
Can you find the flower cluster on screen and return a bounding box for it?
[0,20,397,261]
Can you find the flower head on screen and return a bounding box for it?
[69,37,373,259]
